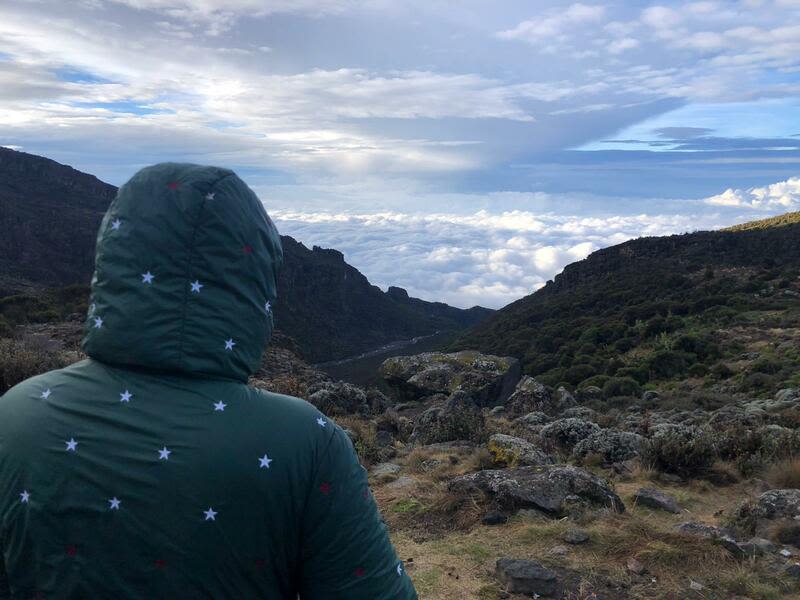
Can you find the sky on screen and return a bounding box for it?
[1,0,800,309]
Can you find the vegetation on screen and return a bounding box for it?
[451,221,800,397]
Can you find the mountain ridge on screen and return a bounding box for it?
[0,147,491,363]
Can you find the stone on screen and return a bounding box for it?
[554,386,577,411]
[449,465,625,516]
[495,558,557,597]
[540,418,601,451]
[736,489,800,536]
[674,522,748,559]
[561,528,590,544]
[775,389,799,403]
[307,381,373,416]
[547,544,569,556]
[370,462,401,477]
[487,434,554,467]
[626,557,646,575]
[573,429,644,464]
[411,390,485,445]
[642,390,660,402]
[516,412,551,428]
[380,351,520,406]
[505,376,553,416]
[634,487,680,514]
[482,511,508,526]
[375,429,394,448]
[784,563,800,579]
[689,580,704,591]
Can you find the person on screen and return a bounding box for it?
[0,163,418,599]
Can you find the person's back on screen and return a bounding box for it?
[0,164,417,599]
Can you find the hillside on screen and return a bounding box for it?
[0,148,490,363]
[452,221,800,397]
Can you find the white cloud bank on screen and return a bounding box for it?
[704,177,800,209]
[270,207,742,309]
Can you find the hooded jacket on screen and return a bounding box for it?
[0,163,417,600]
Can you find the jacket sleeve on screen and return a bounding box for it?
[297,424,417,600]
[0,534,9,600]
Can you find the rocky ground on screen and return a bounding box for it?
[5,322,800,598]
[263,349,800,599]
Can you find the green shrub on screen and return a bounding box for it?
[647,350,688,379]
[615,365,648,384]
[602,376,642,398]
[688,363,708,377]
[642,427,716,476]
[710,362,735,379]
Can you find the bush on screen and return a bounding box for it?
[602,377,642,398]
[688,363,708,377]
[647,350,688,379]
[0,337,70,393]
[615,366,648,384]
[642,426,716,476]
[710,362,735,379]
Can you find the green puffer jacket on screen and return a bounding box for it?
[0,163,418,600]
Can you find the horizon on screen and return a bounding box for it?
[2,0,799,309]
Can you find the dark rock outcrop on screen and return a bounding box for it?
[449,465,625,515]
[495,558,558,597]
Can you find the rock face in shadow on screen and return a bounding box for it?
[495,558,558,597]
[449,465,625,516]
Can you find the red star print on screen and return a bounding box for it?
[166,182,180,190]
[354,567,366,577]
[319,482,331,494]
[66,545,77,557]
[243,245,254,254]
[362,489,370,500]
[154,559,167,569]
[255,558,266,569]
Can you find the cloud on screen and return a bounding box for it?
[496,3,606,46]
[704,176,800,209]
[269,204,746,308]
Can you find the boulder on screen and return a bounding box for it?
[505,376,552,416]
[561,528,589,545]
[736,489,800,536]
[559,406,597,421]
[572,429,644,464]
[495,558,558,597]
[554,386,577,411]
[776,388,799,403]
[642,390,661,402]
[380,351,520,406]
[411,390,485,445]
[516,412,551,428]
[482,511,508,526]
[371,462,401,478]
[307,381,374,416]
[540,418,601,451]
[449,465,625,515]
[487,434,554,467]
[634,487,680,514]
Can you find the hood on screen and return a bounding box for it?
[82,163,283,382]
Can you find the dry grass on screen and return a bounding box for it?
[766,457,800,489]
[373,437,800,599]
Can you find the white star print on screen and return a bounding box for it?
[204,507,218,521]
[397,563,403,576]
[259,454,272,469]
[41,388,51,399]
[141,271,155,284]
[205,192,215,200]
[65,438,78,452]
[109,497,121,510]
[93,316,103,329]
[213,401,226,412]
[224,338,235,351]
[316,417,327,428]
[20,490,30,504]
[111,219,121,230]
[190,280,203,293]
[120,390,133,403]
[264,300,271,313]
[158,446,172,460]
